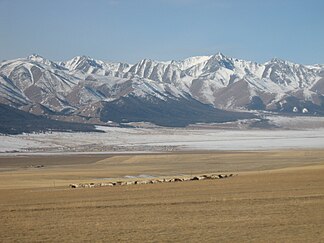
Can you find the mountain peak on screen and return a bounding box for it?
[27,53,44,59]
[209,52,232,63]
[270,57,285,63]
[71,55,93,62]
[27,54,49,63]
[139,58,155,64]
[26,54,61,68]
[268,57,296,66]
[213,52,227,59]
[62,55,103,71]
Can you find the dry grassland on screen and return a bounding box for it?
[0,150,324,242]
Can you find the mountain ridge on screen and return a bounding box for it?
[0,52,323,132]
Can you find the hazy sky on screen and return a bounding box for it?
[1,0,323,64]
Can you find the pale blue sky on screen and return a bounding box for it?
[0,0,323,64]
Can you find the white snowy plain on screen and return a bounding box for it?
[1,126,324,154]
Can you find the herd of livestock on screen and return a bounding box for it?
[69,173,235,189]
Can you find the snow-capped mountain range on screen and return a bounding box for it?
[0,53,323,127]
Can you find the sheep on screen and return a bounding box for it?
[68,172,237,189]
[69,184,79,188]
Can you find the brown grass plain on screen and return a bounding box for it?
[0,150,324,242]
